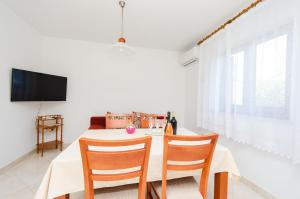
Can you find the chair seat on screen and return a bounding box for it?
[152,177,203,199]
[70,184,138,199]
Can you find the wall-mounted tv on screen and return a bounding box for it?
[11,68,67,101]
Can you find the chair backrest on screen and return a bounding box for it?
[79,136,152,199]
[161,134,218,199]
[140,114,166,128]
[105,113,133,129]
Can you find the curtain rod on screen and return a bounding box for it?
[197,0,264,46]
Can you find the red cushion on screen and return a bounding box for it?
[89,116,106,129]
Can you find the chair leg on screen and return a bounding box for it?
[147,183,153,199]
[148,182,160,199]
[85,180,94,199]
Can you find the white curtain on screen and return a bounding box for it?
[197,0,300,164]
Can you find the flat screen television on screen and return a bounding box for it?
[11,68,67,101]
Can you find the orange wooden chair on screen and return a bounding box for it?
[105,113,133,129]
[140,114,166,128]
[149,134,218,199]
[79,136,152,199]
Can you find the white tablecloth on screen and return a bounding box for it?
[34,128,239,199]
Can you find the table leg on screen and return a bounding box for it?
[214,172,228,199]
[54,194,70,199]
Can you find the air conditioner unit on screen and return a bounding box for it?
[179,46,199,66]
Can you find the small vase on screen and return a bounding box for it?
[126,124,136,134]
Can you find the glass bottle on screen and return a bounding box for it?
[164,112,173,135]
[170,112,177,135]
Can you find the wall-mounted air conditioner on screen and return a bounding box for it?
[179,46,199,66]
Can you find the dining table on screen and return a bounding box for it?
[34,128,239,199]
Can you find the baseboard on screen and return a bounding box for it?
[0,148,36,174]
[0,143,70,175]
[239,176,277,199]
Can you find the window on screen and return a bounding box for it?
[256,35,287,108]
[231,28,292,119]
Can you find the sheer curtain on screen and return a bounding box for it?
[197,0,300,163]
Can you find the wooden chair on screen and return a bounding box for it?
[149,134,218,199]
[140,114,166,128]
[79,136,152,199]
[105,113,133,129]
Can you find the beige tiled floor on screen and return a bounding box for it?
[0,148,268,199]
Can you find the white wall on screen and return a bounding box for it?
[0,3,185,168]
[0,2,42,168]
[184,62,199,129]
[40,37,185,142]
[184,62,300,199]
[220,137,300,199]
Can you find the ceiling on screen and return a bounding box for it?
[0,0,254,51]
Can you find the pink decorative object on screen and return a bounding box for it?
[126,124,136,134]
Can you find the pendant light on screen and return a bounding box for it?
[112,0,134,55]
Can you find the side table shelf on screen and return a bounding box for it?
[36,115,64,157]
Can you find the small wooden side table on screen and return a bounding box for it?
[36,115,64,156]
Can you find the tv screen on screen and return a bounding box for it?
[11,68,67,101]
